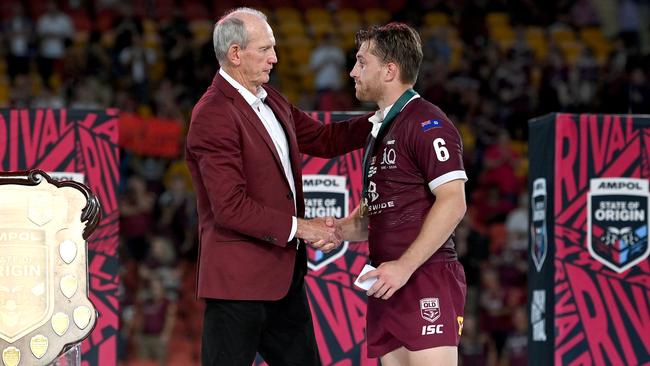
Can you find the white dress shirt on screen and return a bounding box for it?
[219,69,298,242]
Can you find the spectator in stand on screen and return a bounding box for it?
[478,266,512,356]
[4,3,33,78]
[157,173,196,256]
[118,33,156,103]
[36,1,74,84]
[505,191,528,253]
[459,314,497,366]
[480,129,522,208]
[499,306,528,366]
[309,32,347,109]
[136,276,177,366]
[120,175,156,261]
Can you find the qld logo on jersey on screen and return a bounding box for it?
[587,178,649,273]
[420,298,441,323]
[303,175,349,271]
[531,178,548,272]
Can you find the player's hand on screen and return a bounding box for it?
[310,217,341,253]
[358,260,414,300]
[297,217,342,247]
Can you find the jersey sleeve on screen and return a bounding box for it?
[405,106,467,191]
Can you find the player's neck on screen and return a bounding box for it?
[377,84,414,112]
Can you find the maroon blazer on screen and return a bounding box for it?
[186,73,371,300]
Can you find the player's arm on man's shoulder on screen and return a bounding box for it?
[291,106,373,158]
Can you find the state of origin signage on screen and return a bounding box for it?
[528,113,650,366]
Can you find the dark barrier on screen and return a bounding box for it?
[528,113,650,365]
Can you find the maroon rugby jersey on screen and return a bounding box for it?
[366,97,467,264]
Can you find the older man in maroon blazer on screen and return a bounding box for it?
[185,7,371,366]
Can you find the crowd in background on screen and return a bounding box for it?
[1,0,649,365]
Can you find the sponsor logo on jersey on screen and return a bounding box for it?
[367,181,379,202]
[380,146,396,166]
[421,119,442,132]
[587,178,649,273]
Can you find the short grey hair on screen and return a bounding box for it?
[213,7,268,63]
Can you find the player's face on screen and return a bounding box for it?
[350,41,384,103]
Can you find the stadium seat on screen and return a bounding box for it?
[278,20,306,38]
[550,28,575,43]
[310,21,335,39]
[490,25,515,51]
[424,12,450,27]
[305,8,332,25]
[275,7,302,23]
[189,19,214,44]
[486,12,509,27]
[337,8,361,25]
[363,8,390,25]
[526,26,548,60]
[558,40,584,65]
[580,27,612,64]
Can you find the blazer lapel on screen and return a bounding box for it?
[264,92,305,214]
[264,95,302,166]
[215,75,284,172]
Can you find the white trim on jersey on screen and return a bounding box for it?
[428,170,468,191]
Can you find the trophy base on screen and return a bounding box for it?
[46,344,80,366]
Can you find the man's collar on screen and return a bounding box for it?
[219,68,267,106]
[367,93,420,137]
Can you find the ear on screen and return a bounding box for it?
[227,44,242,66]
[384,62,399,82]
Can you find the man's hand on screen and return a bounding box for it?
[310,217,343,253]
[357,260,415,300]
[296,217,342,250]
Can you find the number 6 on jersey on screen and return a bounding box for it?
[433,138,449,161]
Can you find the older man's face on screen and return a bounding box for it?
[239,19,277,88]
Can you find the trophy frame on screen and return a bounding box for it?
[0,170,100,366]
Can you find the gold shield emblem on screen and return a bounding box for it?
[0,170,100,366]
[0,232,51,343]
[27,193,53,226]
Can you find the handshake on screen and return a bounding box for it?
[296,217,342,253]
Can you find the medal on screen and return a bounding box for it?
[359,197,368,218]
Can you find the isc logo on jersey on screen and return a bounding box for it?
[420,298,444,335]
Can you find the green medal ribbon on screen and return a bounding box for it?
[359,88,417,217]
